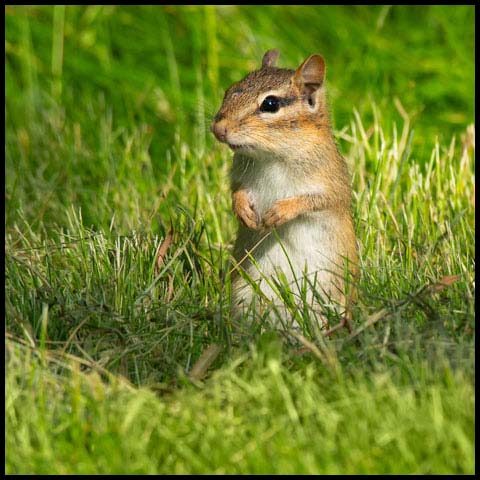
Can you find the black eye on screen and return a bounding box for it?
[260,95,280,113]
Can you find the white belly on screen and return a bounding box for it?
[231,211,346,325]
[230,155,350,324]
[236,212,341,279]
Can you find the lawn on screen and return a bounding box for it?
[5,5,475,474]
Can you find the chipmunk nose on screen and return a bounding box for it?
[211,120,228,143]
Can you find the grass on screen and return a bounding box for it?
[6,339,474,475]
[5,5,475,475]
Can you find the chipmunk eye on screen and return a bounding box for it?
[260,95,280,113]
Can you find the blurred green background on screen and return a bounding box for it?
[6,6,475,230]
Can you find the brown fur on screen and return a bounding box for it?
[212,50,358,325]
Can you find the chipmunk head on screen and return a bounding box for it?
[211,49,328,157]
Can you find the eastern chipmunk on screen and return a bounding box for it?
[212,49,358,328]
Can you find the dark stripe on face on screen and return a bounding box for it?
[278,96,297,107]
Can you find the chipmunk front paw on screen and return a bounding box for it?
[262,198,300,230]
[232,189,260,230]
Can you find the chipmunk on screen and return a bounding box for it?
[211,49,358,328]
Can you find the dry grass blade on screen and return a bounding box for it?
[291,331,339,371]
[6,331,134,390]
[323,315,352,337]
[155,227,173,276]
[60,318,89,355]
[426,274,461,294]
[350,274,461,339]
[292,332,324,360]
[188,343,223,381]
[349,307,391,339]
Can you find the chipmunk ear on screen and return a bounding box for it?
[262,49,279,68]
[293,54,326,95]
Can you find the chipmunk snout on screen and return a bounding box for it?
[211,119,228,143]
